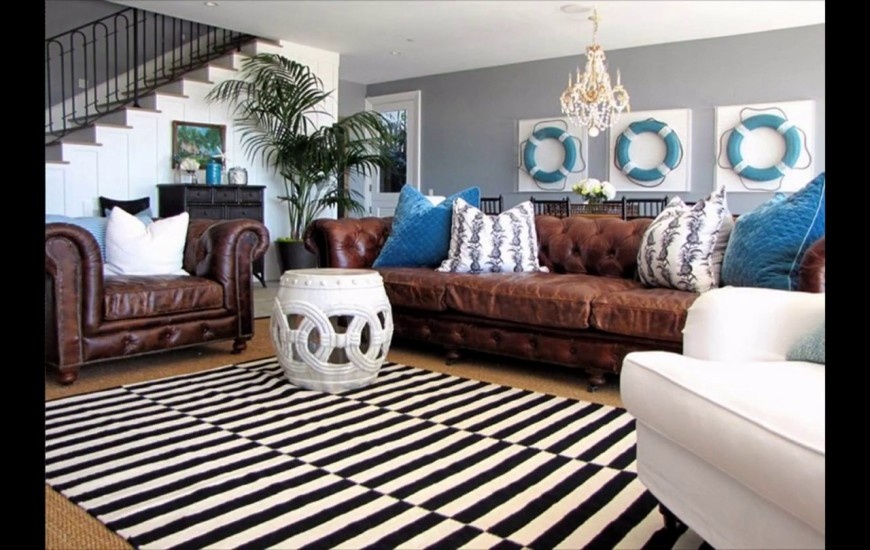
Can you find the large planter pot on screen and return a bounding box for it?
[276,240,318,273]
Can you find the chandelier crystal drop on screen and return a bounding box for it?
[560,8,630,137]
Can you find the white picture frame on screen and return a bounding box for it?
[517,116,588,193]
[714,100,815,193]
[607,108,691,193]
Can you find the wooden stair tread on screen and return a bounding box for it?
[45,160,70,165]
[93,122,134,129]
[254,38,283,47]
[125,106,162,114]
[182,77,215,85]
[57,140,103,146]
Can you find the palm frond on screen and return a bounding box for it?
[205,53,398,239]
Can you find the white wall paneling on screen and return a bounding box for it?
[714,100,815,193]
[517,117,588,193]
[607,109,691,193]
[65,147,100,216]
[45,165,68,215]
[95,128,130,205]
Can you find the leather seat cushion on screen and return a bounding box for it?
[379,268,452,311]
[104,275,224,321]
[445,272,642,330]
[591,287,700,342]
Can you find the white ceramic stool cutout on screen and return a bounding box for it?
[270,268,394,392]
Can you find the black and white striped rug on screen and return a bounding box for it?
[45,358,706,549]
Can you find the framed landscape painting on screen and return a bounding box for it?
[172,121,226,168]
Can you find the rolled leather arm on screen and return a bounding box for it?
[191,218,270,313]
[303,217,392,268]
[797,237,825,293]
[45,223,106,366]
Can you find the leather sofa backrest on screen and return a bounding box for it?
[305,214,652,278]
[535,216,652,278]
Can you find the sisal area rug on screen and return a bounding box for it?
[45,358,705,549]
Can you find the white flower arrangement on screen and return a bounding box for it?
[180,157,200,172]
[572,178,617,203]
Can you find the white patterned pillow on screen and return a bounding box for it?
[437,199,547,273]
[637,187,732,293]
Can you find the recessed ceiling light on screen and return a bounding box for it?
[560,4,591,14]
[204,1,219,6]
[390,50,402,56]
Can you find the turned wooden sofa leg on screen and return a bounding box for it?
[445,347,461,365]
[56,365,79,385]
[585,369,607,392]
[232,338,248,354]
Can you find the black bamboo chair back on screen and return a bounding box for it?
[480,196,503,215]
[530,196,570,218]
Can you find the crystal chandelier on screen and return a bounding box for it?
[560,8,630,137]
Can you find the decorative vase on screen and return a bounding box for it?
[206,158,222,186]
[184,170,198,184]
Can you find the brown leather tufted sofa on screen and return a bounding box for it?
[304,216,825,389]
[45,218,269,384]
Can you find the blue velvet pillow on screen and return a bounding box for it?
[46,209,153,260]
[721,172,825,290]
[373,185,481,268]
[787,321,825,364]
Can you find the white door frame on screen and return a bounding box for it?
[364,90,421,216]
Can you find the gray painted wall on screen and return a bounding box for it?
[45,0,121,37]
[338,79,369,216]
[367,25,825,214]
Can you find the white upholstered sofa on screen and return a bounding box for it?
[621,286,825,549]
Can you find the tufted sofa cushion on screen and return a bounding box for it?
[535,216,652,277]
[444,271,642,330]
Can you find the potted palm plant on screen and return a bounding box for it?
[206,53,395,271]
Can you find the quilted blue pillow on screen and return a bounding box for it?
[721,172,825,290]
[373,185,481,268]
[787,321,825,364]
[46,209,153,260]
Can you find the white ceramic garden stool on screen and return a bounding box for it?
[270,268,393,392]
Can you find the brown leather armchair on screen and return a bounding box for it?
[45,218,269,384]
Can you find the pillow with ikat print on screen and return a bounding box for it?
[436,198,548,274]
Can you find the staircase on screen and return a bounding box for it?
[45,7,259,145]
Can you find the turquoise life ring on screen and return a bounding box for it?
[726,114,802,182]
[522,126,578,183]
[614,119,682,182]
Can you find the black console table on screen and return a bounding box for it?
[157,184,267,287]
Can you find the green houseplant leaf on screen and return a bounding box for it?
[206,53,395,241]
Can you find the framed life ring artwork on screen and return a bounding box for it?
[607,108,691,192]
[517,117,588,192]
[715,100,815,192]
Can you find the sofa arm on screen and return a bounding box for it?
[303,217,392,268]
[682,286,825,362]
[45,223,106,367]
[191,218,269,308]
[798,237,825,293]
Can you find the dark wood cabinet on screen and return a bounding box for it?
[158,184,267,287]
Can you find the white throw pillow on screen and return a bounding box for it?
[104,207,190,277]
[436,198,547,273]
[637,186,731,293]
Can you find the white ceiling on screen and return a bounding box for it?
[112,1,825,85]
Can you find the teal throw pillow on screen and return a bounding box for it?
[46,210,153,260]
[787,321,825,364]
[721,172,825,290]
[373,185,481,268]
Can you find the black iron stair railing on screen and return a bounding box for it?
[45,7,257,145]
